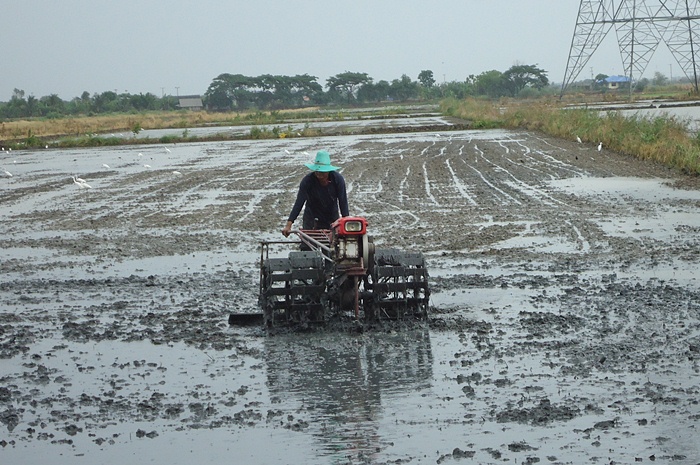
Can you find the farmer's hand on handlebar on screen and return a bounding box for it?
[282,221,293,237]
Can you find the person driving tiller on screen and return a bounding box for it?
[282,150,349,237]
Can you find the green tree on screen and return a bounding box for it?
[471,70,507,98]
[374,80,391,102]
[204,74,234,110]
[39,94,64,116]
[417,70,435,88]
[440,80,473,99]
[204,73,256,111]
[92,91,118,113]
[652,71,668,86]
[593,73,609,90]
[357,80,384,103]
[204,73,323,110]
[255,74,277,109]
[26,95,39,117]
[289,74,323,106]
[67,91,92,114]
[126,92,158,111]
[502,64,549,97]
[635,77,650,92]
[3,88,28,118]
[326,71,372,104]
[388,74,419,102]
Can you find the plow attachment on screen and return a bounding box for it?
[230,216,430,329]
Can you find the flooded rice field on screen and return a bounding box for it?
[1,120,700,464]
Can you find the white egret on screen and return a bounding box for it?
[597,142,603,152]
[2,169,12,177]
[576,135,582,143]
[102,164,110,169]
[144,164,151,168]
[72,176,91,188]
[138,152,143,157]
[164,147,171,153]
[172,170,182,175]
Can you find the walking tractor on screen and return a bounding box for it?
[256,216,430,328]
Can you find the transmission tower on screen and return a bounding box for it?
[561,0,700,97]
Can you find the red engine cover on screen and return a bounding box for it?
[332,216,368,236]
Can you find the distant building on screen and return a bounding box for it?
[178,95,204,111]
[601,75,630,89]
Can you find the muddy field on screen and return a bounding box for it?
[1,119,700,464]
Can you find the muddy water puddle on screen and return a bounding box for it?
[3,326,699,464]
[3,126,700,464]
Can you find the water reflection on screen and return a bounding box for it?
[264,327,433,462]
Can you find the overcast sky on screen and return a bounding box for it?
[1,0,679,101]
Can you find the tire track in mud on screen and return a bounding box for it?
[421,161,440,206]
[407,135,582,213]
[346,134,585,250]
[445,158,478,206]
[467,141,572,207]
[498,135,586,179]
[421,139,573,215]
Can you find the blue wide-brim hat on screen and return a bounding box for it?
[305,150,339,172]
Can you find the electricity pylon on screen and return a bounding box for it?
[561,0,700,97]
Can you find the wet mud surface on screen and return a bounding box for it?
[1,119,700,464]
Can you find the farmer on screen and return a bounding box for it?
[282,150,349,237]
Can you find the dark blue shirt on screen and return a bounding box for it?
[288,171,349,229]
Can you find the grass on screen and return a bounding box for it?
[441,97,700,175]
[0,109,324,140]
[0,106,426,149]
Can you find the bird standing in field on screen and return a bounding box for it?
[597,142,603,152]
[576,135,582,143]
[72,176,91,189]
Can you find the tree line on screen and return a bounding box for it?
[0,64,550,119]
[0,89,180,119]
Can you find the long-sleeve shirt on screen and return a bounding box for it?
[287,171,349,229]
